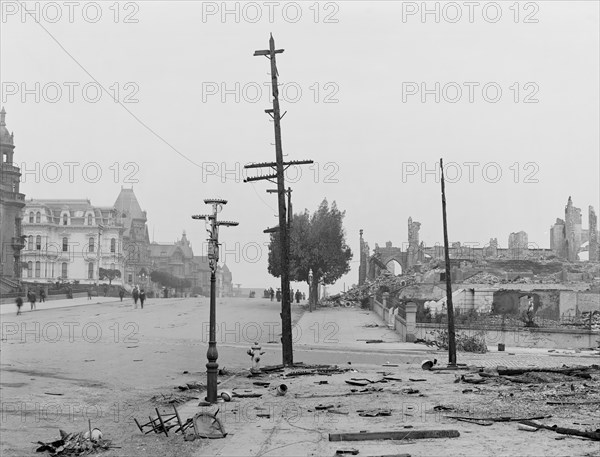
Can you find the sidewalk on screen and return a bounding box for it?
[0,295,121,315]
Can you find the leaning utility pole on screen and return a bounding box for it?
[440,158,457,366]
[244,35,312,366]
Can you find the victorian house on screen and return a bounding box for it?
[21,199,124,284]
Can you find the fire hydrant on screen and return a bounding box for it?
[247,342,265,374]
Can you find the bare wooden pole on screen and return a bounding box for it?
[267,35,293,366]
[440,158,457,366]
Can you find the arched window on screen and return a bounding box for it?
[27,261,32,278]
[89,237,95,252]
[35,261,40,278]
[29,212,34,223]
[62,237,68,252]
[61,262,68,278]
[35,212,41,223]
[36,235,41,250]
[62,214,68,225]
[88,214,92,225]
[28,235,33,250]
[88,262,94,279]
[110,238,116,253]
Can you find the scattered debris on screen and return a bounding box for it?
[358,409,392,417]
[335,449,359,455]
[409,378,426,382]
[232,392,262,398]
[518,420,600,441]
[345,380,370,387]
[329,429,460,441]
[189,410,227,439]
[328,408,350,415]
[36,428,116,456]
[445,415,551,423]
[383,376,403,382]
[421,359,437,370]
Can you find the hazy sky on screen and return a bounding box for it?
[1,1,599,292]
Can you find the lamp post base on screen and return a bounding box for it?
[206,361,219,403]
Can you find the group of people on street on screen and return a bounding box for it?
[132,286,146,309]
[16,288,46,315]
[265,287,305,303]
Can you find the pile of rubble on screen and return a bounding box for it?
[36,428,114,456]
[324,271,418,306]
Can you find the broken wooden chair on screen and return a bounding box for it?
[133,405,193,437]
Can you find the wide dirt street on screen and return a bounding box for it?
[1,296,599,456]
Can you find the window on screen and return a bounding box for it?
[63,214,68,225]
[35,261,40,278]
[62,237,68,252]
[29,212,34,223]
[35,212,41,223]
[128,274,132,284]
[27,261,32,278]
[36,235,41,250]
[88,262,94,279]
[110,238,116,253]
[88,214,92,225]
[61,262,68,279]
[28,235,33,250]
[50,263,55,278]
[89,237,95,253]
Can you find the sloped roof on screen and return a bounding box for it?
[114,188,146,238]
[150,242,193,260]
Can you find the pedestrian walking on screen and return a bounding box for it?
[87,288,92,300]
[132,286,139,308]
[119,288,125,302]
[139,289,146,309]
[39,288,46,303]
[29,291,37,311]
[16,296,23,315]
[269,287,274,301]
[295,289,301,304]
[276,288,281,302]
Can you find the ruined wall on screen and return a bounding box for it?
[407,217,422,268]
[565,197,583,262]
[359,229,367,286]
[590,206,598,262]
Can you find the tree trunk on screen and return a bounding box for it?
[311,276,320,308]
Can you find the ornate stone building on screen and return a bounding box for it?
[20,199,124,284]
[0,107,26,290]
[114,188,151,287]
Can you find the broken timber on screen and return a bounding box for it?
[519,420,600,441]
[496,365,598,376]
[329,430,460,441]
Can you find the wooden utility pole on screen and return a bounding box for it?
[440,158,457,366]
[267,188,292,229]
[245,35,312,366]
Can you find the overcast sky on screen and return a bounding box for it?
[1,1,598,292]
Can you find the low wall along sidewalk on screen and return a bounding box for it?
[371,297,599,349]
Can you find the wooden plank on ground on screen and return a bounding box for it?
[329,429,460,441]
